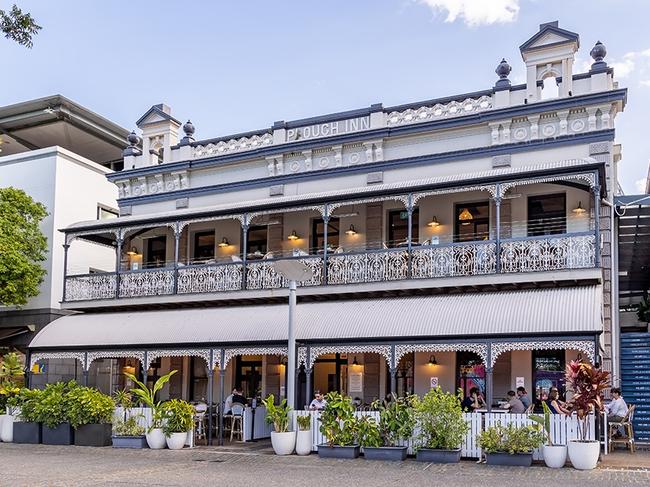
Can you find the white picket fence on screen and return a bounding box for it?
[114,407,194,447]
[293,411,603,459]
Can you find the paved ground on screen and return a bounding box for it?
[2,442,650,487]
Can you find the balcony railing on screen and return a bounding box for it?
[63,233,597,302]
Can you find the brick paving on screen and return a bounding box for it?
[2,443,650,487]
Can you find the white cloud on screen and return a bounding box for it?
[640,80,650,87]
[635,178,647,193]
[610,52,636,79]
[416,0,520,26]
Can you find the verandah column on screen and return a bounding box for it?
[241,214,249,290]
[206,349,214,446]
[173,222,182,294]
[218,349,226,446]
[322,205,329,285]
[390,344,397,394]
[406,194,413,278]
[304,346,312,405]
[494,184,502,273]
[592,180,601,268]
[115,235,123,299]
[82,352,89,386]
[486,343,493,412]
[62,242,70,301]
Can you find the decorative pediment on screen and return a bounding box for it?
[136,104,181,128]
[520,21,579,52]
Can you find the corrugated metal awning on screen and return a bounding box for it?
[29,286,602,349]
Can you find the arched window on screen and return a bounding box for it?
[541,76,559,100]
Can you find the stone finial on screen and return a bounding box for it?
[590,41,608,73]
[494,59,512,90]
[180,120,196,146]
[123,130,142,157]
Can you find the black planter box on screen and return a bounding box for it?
[485,452,533,467]
[317,444,361,459]
[13,422,41,444]
[416,448,462,463]
[75,423,112,447]
[112,435,148,449]
[42,423,74,445]
[363,446,408,461]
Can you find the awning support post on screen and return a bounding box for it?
[390,344,397,394]
[219,349,225,446]
[82,352,89,386]
[406,194,413,278]
[62,243,70,301]
[304,346,312,406]
[592,178,601,268]
[142,351,148,385]
[241,214,249,291]
[322,207,330,285]
[486,343,493,412]
[207,368,214,446]
[25,350,32,389]
[173,223,181,294]
[115,236,123,299]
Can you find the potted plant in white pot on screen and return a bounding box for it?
[0,352,24,442]
[565,359,609,470]
[531,401,567,468]
[317,392,360,459]
[413,387,469,463]
[478,422,545,466]
[262,394,295,455]
[125,370,177,449]
[67,386,115,447]
[295,414,312,456]
[361,394,415,461]
[161,399,194,450]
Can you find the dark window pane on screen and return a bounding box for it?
[387,208,419,247]
[145,236,167,268]
[193,231,215,261]
[454,202,489,242]
[527,193,566,236]
[247,225,268,255]
[311,218,339,251]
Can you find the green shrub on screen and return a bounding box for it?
[161,399,194,436]
[34,381,77,428]
[318,392,358,446]
[368,394,416,447]
[8,388,41,422]
[478,422,546,454]
[67,386,115,428]
[262,394,292,433]
[114,415,145,436]
[412,387,469,451]
[296,414,312,431]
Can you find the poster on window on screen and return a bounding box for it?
[349,372,363,393]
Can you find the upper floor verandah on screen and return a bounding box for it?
[61,163,605,305]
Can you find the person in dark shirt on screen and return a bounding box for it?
[461,387,485,412]
[231,388,247,407]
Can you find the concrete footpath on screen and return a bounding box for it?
[1,443,650,487]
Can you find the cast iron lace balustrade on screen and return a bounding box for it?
[119,268,175,298]
[411,241,497,278]
[327,248,409,285]
[177,263,243,293]
[246,256,323,290]
[64,273,117,301]
[499,233,595,273]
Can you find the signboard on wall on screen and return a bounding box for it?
[430,377,439,389]
[349,372,363,393]
[516,377,525,388]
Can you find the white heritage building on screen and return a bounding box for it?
[29,23,626,432]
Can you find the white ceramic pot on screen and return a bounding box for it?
[166,432,187,450]
[271,431,296,455]
[146,428,167,449]
[542,444,567,468]
[295,430,312,456]
[0,415,13,443]
[568,440,600,470]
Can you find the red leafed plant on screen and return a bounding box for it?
[565,359,610,441]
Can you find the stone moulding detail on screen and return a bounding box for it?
[386,96,493,127]
[193,132,274,159]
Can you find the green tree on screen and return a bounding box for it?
[0,187,48,306]
[1,4,41,48]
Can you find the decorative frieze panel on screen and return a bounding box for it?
[386,96,492,127]
[87,351,146,371]
[146,349,211,370]
[193,132,273,159]
[411,242,497,279]
[30,352,86,370]
[307,345,392,370]
[490,340,595,367]
[223,347,287,369]
[500,234,595,273]
[177,264,243,293]
[327,249,408,285]
[395,343,488,366]
[116,171,189,199]
[246,258,323,290]
[65,274,117,301]
[119,269,174,298]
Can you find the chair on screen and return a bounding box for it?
[263,251,274,260]
[193,403,208,444]
[608,404,636,453]
[229,404,245,442]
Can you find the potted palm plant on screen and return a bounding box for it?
[9,388,41,444]
[531,401,567,468]
[0,352,24,442]
[317,392,360,459]
[361,394,415,461]
[36,381,76,445]
[295,414,312,456]
[478,423,546,466]
[262,394,295,455]
[565,359,609,470]
[67,386,115,447]
[161,399,194,450]
[124,370,177,449]
[413,387,469,463]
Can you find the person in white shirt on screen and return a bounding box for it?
[224,388,236,414]
[309,391,327,410]
[606,388,629,423]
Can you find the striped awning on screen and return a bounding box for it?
[29,286,602,349]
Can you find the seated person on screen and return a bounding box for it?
[461,387,485,412]
[546,390,570,415]
[223,387,236,414]
[516,386,531,409]
[505,390,526,414]
[309,391,327,410]
[229,387,247,413]
[606,387,628,436]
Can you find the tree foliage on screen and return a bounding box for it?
[0,4,41,48]
[0,187,48,306]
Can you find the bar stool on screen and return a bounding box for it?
[193,403,208,444]
[229,404,244,442]
[608,405,636,453]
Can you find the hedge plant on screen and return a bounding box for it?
[412,387,469,451]
[67,386,115,428]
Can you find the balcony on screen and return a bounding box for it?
[63,232,596,302]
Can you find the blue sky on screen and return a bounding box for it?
[3,0,649,193]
